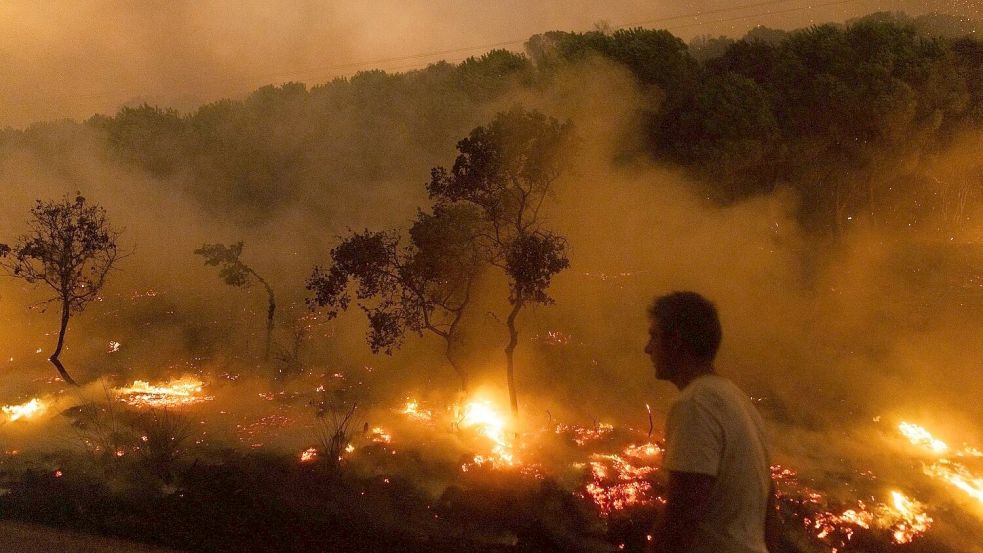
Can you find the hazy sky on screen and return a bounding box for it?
[0,0,979,127]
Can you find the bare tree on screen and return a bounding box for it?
[309,391,362,474]
[194,242,276,363]
[0,194,121,386]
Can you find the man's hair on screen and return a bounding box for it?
[648,291,722,361]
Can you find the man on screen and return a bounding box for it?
[645,291,779,553]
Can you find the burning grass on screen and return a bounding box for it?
[2,398,46,422]
[114,376,213,408]
[1,372,980,552]
[898,421,983,509]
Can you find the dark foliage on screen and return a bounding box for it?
[428,107,575,415]
[306,206,483,389]
[0,15,977,235]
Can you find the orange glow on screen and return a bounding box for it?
[458,399,514,467]
[581,448,662,515]
[115,376,212,408]
[2,398,45,421]
[300,447,317,463]
[370,427,392,444]
[897,422,983,508]
[400,399,433,422]
[888,491,933,544]
[925,460,983,506]
[806,491,931,546]
[899,422,949,454]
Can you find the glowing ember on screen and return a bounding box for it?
[300,447,317,463]
[622,442,661,459]
[581,450,662,516]
[115,376,212,408]
[776,465,933,547]
[804,491,932,546]
[555,422,615,446]
[536,329,572,346]
[2,398,45,422]
[400,400,433,422]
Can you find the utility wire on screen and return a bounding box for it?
[11,0,882,111]
[338,0,876,77]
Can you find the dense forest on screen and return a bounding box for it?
[2,11,980,237]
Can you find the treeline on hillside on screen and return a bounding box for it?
[1,12,981,236]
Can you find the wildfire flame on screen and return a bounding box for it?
[2,398,45,422]
[115,376,212,408]
[458,399,514,467]
[300,447,317,463]
[888,490,933,544]
[775,465,932,547]
[898,421,983,508]
[899,422,949,454]
[805,491,932,546]
[925,460,983,505]
[400,400,433,422]
[370,427,392,444]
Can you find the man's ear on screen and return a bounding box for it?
[667,329,685,352]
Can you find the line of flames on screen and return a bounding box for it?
[898,421,983,508]
[114,376,213,408]
[2,398,46,422]
[773,464,933,548]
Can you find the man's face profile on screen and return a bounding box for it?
[646,318,671,380]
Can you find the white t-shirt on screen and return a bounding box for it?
[663,373,770,553]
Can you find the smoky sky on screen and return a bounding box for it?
[1,0,978,128]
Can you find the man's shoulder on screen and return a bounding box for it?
[679,374,755,415]
[682,374,740,399]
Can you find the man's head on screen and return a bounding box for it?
[645,291,722,383]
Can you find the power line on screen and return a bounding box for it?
[333,0,878,77]
[11,0,884,112]
[667,0,871,31]
[617,0,815,28]
[228,0,847,85]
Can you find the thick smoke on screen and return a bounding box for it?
[0,10,981,550]
[2,0,977,127]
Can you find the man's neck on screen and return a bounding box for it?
[670,362,715,391]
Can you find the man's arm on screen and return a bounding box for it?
[765,480,783,552]
[649,471,715,553]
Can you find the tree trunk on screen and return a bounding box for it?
[264,302,275,362]
[504,300,522,422]
[261,281,275,363]
[446,340,469,394]
[49,300,78,386]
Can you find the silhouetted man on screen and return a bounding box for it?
[645,292,779,553]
